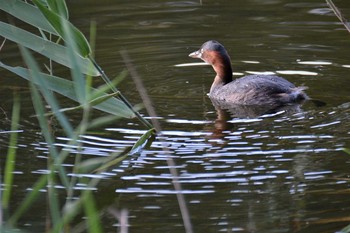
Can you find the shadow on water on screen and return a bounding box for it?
[208,96,328,142]
[208,100,304,143]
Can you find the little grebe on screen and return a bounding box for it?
[189,40,308,106]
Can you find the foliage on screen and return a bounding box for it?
[0,0,156,232]
[0,0,154,125]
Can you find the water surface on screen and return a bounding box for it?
[1,0,350,232]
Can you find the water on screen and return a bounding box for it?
[1,0,350,232]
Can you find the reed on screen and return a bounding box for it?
[326,0,350,33]
[0,0,155,232]
[327,1,350,232]
[2,93,21,213]
[121,51,193,233]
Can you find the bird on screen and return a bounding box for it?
[189,40,308,107]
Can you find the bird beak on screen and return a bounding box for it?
[189,49,202,59]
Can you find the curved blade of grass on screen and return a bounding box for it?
[61,19,86,103]
[343,148,350,155]
[28,71,71,189]
[2,92,20,210]
[90,58,153,129]
[0,62,135,118]
[340,223,350,233]
[48,169,61,228]
[92,151,130,173]
[22,48,73,226]
[129,128,156,154]
[84,129,156,173]
[129,128,156,155]
[20,46,74,138]
[0,0,57,35]
[47,0,68,19]
[44,92,120,116]
[8,175,48,226]
[77,157,111,174]
[0,22,99,76]
[91,70,128,100]
[88,114,123,129]
[77,146,131,173]
[84,191,103,233]
[91,129,156,172]
[32,0,91,57]
[52,188,97,233]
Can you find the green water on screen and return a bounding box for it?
[1,0,350,232]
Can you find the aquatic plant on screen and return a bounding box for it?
[0,0,155,232]
[0,0,152,128]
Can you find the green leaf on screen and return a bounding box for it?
[44,92,120,116]
[47,0,69,19]
[0,62,135,118]
[20,47,71,191]
[0,0,57,35]
[90,129,157,172]
[130,128,156,155]
[2,93,20,210]
[91,70,128,100]
[77,157,111,174]
[9,175,48,226]
[20,45,74,138]
[61,19,87,103]
[0,22,99,76]
[343,148,350,155]
[76,146,131,173]
[92,150,130,173]
[32,0,91,57]
[340,223,350,233]
[83,191,103,233]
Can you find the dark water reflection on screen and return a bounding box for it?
[2,0,350,232]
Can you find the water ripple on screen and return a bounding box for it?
[115,188,214,194]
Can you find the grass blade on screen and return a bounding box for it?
[45,92,121,116]
[2,92,20,210]
[326,0,350,33]
[340,223,350,233]
[82,129,156,173]
[0,62,134,118]
[78,146,131,173]
[129,128,156,155]
[47,0,69,19]
[32,0,91,57]
[20,47,74,138]
[0,0,57,34]
[61,18,86,104]
[8,175,48,226]
[84,191,103,233]
[25,59,74,228]
[0,22,99,76]
[91,58,153,129]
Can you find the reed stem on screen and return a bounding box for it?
[89,57,153,129]
[326,0,350,33]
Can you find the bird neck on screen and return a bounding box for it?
[210,55,233,93]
